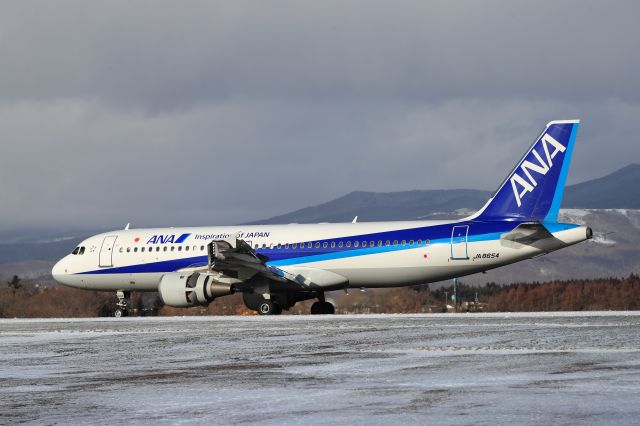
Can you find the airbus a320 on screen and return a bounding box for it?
[52,120,592,316]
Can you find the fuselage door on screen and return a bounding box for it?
[450,225,469,260]
[99,235,118,267]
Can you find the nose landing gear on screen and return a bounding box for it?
[114,290,131,317]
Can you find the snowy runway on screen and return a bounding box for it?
[2,313,640,425]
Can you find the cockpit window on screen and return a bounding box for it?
[72,247,80,255]
[79,247,85,255]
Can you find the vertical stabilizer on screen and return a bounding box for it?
[474,120,579,222]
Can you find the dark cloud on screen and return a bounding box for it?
[0,1,638,231]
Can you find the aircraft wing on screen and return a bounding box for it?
[206,234,287,283]
[205,235,349,291]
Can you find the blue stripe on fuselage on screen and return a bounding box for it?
[78,220,579,275]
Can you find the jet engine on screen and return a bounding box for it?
[158,273,233,308]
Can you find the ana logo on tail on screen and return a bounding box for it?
[510,133,566,207]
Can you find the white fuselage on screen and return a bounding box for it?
[52,219,590,292]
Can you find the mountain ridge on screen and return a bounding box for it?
[249,164,640,224]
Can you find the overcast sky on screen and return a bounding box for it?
[1,0,639,231]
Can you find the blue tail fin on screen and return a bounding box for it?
[474,119,580,222]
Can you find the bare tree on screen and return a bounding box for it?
[7,275,22,301]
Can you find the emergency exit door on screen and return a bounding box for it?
[99,235,118,267]
[450,225,469,260]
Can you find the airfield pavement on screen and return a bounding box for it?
[2,312,640,425]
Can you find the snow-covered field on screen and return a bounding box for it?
[2,313,640,425]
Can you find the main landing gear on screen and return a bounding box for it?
[114,290,131,317]
[257,300,283,316]
[310,301,335,315]
[243,289,335,316]
[310,293,335,315]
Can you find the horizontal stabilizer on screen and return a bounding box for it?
[501,222,553,245]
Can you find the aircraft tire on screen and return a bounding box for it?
[311,301,335,315]
[323,302,335,315]
[272,304,283,315]
[258,301,275,315]
[310,302,322,315]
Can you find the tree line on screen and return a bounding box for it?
[2,274,640,317]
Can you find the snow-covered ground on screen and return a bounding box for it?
[2,313,640,425]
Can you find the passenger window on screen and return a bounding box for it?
[119,247,123,253]
[361,241,366,247]
[170,246,175,252]
[322,242,328,248]
[338,242,343,248]
[425,240,430,245]
[402,240,406,246]
[385,240,390,246]
[277,243,282,249]
[331,242,335,248]
[134,247,138,252]
[393,240,398,246]
[156,247,160,252]
[418,239,422,245]
[308,242,312,248]
[262,244,267,249]
[315,242,320,248]
[409,240,414,246]
[347,241,352,247]
[178,246,182,251]
[185,246,190,251]
[371,241,376,247]
[201,245,205,251]
[127,247,131,253]
[292,243,297,249]
[378,241,383,247]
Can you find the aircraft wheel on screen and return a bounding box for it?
[114,309,128,318]
[311,301,335,315]
[310,301,322,315]
[258,301,274,315]
[323,302,335,315]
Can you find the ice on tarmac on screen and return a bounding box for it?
[2,312,640,425]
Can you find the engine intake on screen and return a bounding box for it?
[158,273,234,308]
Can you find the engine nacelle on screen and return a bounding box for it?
[158,273,233,308]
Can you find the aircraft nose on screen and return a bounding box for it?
[51,258,67,283]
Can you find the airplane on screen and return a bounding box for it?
[52,119,592,317]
